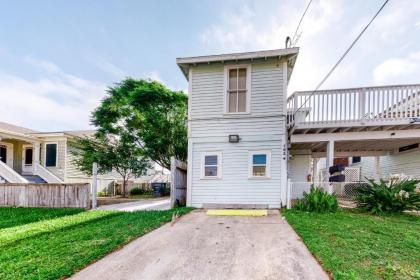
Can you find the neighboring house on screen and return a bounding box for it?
[0,121,155,191]
[177,48,299,208]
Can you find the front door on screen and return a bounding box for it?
[0,145,6,164]
[22,145,34,174]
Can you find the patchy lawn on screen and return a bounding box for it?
[283,209,420,280]
[0,207,192,280]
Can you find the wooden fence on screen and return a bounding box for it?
[0,183,90,208]
[170,157,187,208]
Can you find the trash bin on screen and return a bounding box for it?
[151,182,167,197]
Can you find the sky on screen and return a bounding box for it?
[0,0,419,131]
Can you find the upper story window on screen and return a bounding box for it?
[225,65,251,114]
[45,143,57,167]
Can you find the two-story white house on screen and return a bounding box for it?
[177,48,299,208]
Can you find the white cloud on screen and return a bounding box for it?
[89,56,128,80]
[143,70,163,83]
[0,57,106,131]
[199,0,345,93]
[373,51,420,84]
[199,0,420,94]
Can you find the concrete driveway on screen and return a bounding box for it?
[71,210,328,280]
[95,198,170,211]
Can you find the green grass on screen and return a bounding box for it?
[283,209,420,280]
[0,207,193,280]
[0,207,84,229]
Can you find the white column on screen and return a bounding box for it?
[373,156,380,181]
[325,140,334,182]
[313,158,319,184]
[33,142,40,173]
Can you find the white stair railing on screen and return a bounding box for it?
[0,161,28,183]
[34,163,64,183]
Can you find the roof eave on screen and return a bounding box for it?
[177,47,299,81]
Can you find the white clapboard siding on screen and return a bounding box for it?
[40,140,66,180]
[289,154,311,182]
[360,150,420,180]
[189,58,287,208]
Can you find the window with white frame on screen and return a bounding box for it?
[45,143,57,167]
[226,66,250,113]
[201,152,222,179]
[248,151,271,178]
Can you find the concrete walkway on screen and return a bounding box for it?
[71,210,328,280]
[95,198,170,211]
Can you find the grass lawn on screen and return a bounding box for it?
[0,207,84,229]
[283,209,420,280]
[0,207,192,280]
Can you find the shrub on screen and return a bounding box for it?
[293,186,338,213]
[129,186,154,196]
[129,187,144,195]
[97,191,108,197]
[355,178,420,214]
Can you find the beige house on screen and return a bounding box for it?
[0,121,123,190]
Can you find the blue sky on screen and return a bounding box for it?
[1,0,419,131]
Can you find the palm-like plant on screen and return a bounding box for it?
[355,178,420,214]
[294,186,338,213]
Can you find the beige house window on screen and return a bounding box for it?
[225,65,251,113]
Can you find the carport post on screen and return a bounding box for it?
[373,156,380,182]
[325,140,334,181]
[325,140,334,194]
[92,162,98,209]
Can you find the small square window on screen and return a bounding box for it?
[249,151,271,178]
[252,154,267,176]
[202,152,221,179]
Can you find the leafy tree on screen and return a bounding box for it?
[92,78,188,170]
[70,133,151,197]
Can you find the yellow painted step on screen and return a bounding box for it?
[206,209,267,216]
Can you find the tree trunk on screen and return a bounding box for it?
[122,178,127,198]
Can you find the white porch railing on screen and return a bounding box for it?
[287,84,420,128]
[0,161,28,183]
[34,163,64,183]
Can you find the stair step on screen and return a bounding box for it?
[21,175,46,183]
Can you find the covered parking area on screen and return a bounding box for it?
[288,127,420,200]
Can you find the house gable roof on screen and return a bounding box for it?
[0,121,39,135]
[176,47,299,81]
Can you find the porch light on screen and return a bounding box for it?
[228,134,240,143]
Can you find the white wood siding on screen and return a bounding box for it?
[40,140,66,180]
[360,150,420,179]
[191,141,284,208]
[189,58,288,208]
[289,154,311,182]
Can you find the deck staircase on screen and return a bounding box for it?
[21,175,46,183]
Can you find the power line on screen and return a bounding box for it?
[291,0,313,47]
[293,0,390,116]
